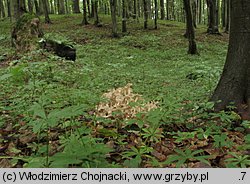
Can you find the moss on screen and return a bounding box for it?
[43,33,74,48]
[15,13,39,30]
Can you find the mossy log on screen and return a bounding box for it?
[39,34,76,61]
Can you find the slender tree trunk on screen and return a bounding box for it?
[133,0,137,19]
[207,0,220,34]
[117,0,121,17]
[160,0,164,20]
[28,0,33,13]
[58,0,65,14]
[221,0,225,28]
[73,0,81,13]
[93,0,100,26]
[110,0,118,37]
[90,0,94,18]
[211,0,250,119]
[172,0,175,20]
[6,0,11,17]
[82,0,89,25]
[39,0,44,15]
[122,0,127,32]
[183,0,198,55]
[34,0,40,15]
[225,0,229,33]
[192,0,197,28]
[154,0,158,29]
[50,0,54,14]
[0,0,5,18]
[43,0,51,23]
[143,0,148,29]
[65,0,69,14]
[86,0,91,17]
[166,0,169,20]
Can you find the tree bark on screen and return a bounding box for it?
[58,0,65,14]
[207,0,220,34]
[50,0,54,14]
[39,0,44,15]
[34,0,40,15]
[166,0,169,20]
[160,0,164,20]
[27,0,33,13]
[82,0,89,25]
[93,0,100,26]
[225,0,230,33]
[122,0,127,32]
[154,0,158,29]
[143,0,148,29]
[0,0,5,18]
[43,0,51,23]
[72,0,81,13]
[110,0,118,37]
[192,0,197,28]
[211,0,250,118]
[183,0,198,55]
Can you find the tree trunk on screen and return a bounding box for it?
[154,0,158,29]
[27,0,33,13]
[207,0,220,34]
[211,0,250,118]
[87,0,91,17]
[110,0,118,37]
[225,0,229,33]
[82,0,89,25]
[72,0,81,13]
[160,0,164,20]
[192,0,197,28]
[133,0,137,19]
[58,0,65,14]
[122,0,127,32]
[166,0,169,20]
[43,0,51,23]
[221,0,225,28]
[90,0,94,18]
[143,0,148,29]
[38,0,44,15]
[183,0,198,55]
[0,0,5,18]
[50,0,54,14]
[93,0,100,26]
[6,0,11,17]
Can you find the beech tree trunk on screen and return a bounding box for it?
[160,0,164,20]
[0,0,5,18]
[211,0,250,118]
[82,0,88,25]
[43,0,51,23]
[122,0,127,33]
[183,0,198,55]
[110,0,118,37]
[58,0,65,14]
[143,0,148,29]
[207,0,220,34]
[154,0,158,29]
[72,0,81,13]
[225,0,230,33]
[93,0,100,26]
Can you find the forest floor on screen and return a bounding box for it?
[0,14,249,168]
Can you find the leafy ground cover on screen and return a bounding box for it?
[0,14,249,168]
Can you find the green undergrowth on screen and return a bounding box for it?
[0,14,249,168]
